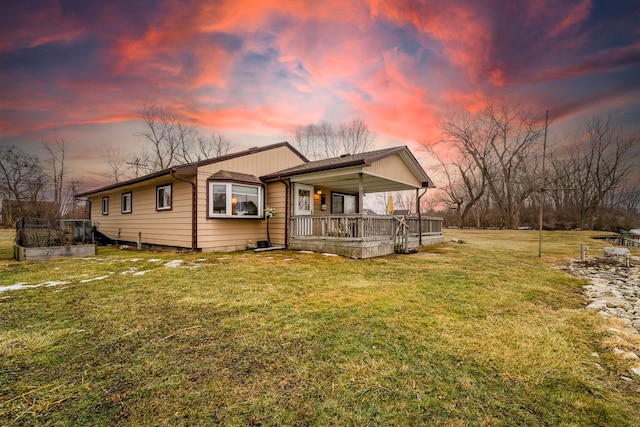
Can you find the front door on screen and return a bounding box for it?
[294,184,313,215]
[294,184,314,235]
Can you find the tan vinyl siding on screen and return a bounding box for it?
[368,155,422,187]
[197,146,305,251]
[265,181,287,245]
[198,220,265,252]
[312,186,331,214]
[86,145,306,252]
[197,182,288,251]
[198,145,305,177]
[90,178,193,248]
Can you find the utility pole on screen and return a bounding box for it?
[126,158,147,177]
[538,110,549,258]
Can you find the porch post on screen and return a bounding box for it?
[358,173,364,237]
[358,173,364,213]
[416,188,421,245]
[417,188,428,246]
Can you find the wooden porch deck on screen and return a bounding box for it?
[289,215,443,259]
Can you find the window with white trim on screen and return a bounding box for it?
[102,197,109,215]
[208,182,263,218]
[121,192,132,214]
[331,192,356,214]
[156,184,172,211]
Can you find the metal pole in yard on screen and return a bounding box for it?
[538,110,549,258]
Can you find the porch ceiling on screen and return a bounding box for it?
[288,166,421,194]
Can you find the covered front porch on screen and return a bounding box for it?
[262,146,444,259]
[290,214,443,258]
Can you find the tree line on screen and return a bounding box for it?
[101,101,233,183]
[3,99,637,231]
[0,101,376,225]
[294,118,375,160]
[427,101,639,231]
[102,103,375,182]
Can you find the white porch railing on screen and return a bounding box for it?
[290,214,443,239]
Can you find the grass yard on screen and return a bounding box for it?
[1,228,639,426]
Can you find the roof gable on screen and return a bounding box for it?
[261,146,434,188]
[194,141,307,168]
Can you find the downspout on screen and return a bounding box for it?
[278,178,290,248]
[417,188,428,246]
[171,169,197,251]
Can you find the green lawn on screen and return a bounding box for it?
[1,229,639,426]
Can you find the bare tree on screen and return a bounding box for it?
[394,191,418,213]
[338,119,375,155]
[425,145,486,228]
[137,100,232,171]
[43,132,66,216]
[99,146,129,183]
[194,132,232,161]
[138,101,180,172]
[439,102,545,229]
[0,145,48,224]
[173,121,199,164]
[294,118,375,160]
[0,145,47,203]
[616,182,640,213]
[557,117,637,229]
[294,121,337,160]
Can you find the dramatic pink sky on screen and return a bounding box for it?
[1,0,639,190]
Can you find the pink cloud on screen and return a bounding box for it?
[548,0,592,37]
[369,1,494,84]
[0,2,85,53]
[1,0,638,184]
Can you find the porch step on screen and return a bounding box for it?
[394,245,418,254]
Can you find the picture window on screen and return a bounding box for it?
[208,182,263,218]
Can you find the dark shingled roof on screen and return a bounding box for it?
[76,141,306,197]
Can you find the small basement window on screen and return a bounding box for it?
[121,192,132,214]
[208,182,263,218]
[156,184,172,211]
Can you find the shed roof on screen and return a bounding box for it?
[207,170,261,184]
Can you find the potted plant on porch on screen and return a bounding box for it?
[264,207,277,247]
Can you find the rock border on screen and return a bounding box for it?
[561,255,640,334]
[560,254,640,380]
